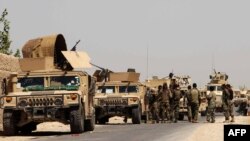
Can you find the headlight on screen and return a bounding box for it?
[6,97,13,103]
[54,98,63,106]
[19,99,28,107]
[70,94,78,100]
[128,98,138,105]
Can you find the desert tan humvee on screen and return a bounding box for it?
[205,70,229,113]
[94,71,148,124]
[0,34,95,135]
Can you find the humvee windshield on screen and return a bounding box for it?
[18,77,44,88]
[207,86,222,91]
[97,86,115,94]
[119,86,138,93]
[50,76,80,87]
[17,76,80,91]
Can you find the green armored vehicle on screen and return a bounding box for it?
[0,34,95,135]
[94,69,148,124]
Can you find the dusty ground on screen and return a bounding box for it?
[186,115,250,141]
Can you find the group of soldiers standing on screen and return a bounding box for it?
[146,79,201,123]
[146,81,235,124]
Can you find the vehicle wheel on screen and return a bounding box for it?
[141,114,149,123]
[178,114,184,120]
[70,105,85,133]
[84,113,95,131]
[132,106,141,124]
[98,117,108,124]
[201,111,206,116]
[3,110,18,136]
[201,108,207,116]
[20,122,37,135]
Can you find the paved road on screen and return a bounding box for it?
[1,114,248,141]
[29,116,209,141]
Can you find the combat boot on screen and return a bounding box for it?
[230,116,235,123]
[223,117,229,123]
[188,117,192,122]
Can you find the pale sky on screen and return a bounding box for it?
[1,0,250,88]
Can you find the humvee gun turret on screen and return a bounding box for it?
[94,69,148,124]
[0,34,95,135]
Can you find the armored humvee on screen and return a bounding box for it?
[233,90,249,116]
[0,34,96,135]
[94,69,148,124]
[205,70,229,112]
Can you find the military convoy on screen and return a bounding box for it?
[0,34,96,135]
[0,33,248,136]
[93,69,148,124]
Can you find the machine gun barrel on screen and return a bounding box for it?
[71,40,81,51]
[90,62,105,70]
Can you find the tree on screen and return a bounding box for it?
[0,9,20,57]
[14,49,20,58]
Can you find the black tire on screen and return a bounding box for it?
[84,113,95,131]
[19,122,37,135]
[141,115,149,123]
[3,110,18,136]
[132,106,141,124]
[70,106,85,134]
[201,111,206,116]
[98,117,108,124]
[178,113,184,120]
[201,108,207,116]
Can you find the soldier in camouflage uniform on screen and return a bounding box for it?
[222,84,235,123]
[170,84,181,123]
[186,85,192,122]
[206,86,216,123]
[226,84,235,122]
[149,85,161,123]
[158,83,171,123]
[190,83,201,123]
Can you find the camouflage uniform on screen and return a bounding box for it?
[170,87,181,123]
[222,86,234,122]
[206,91,216,123]
[149,93,159,123]
[186,89,192,122]
[190,87,200,122]
[158,89,171,122]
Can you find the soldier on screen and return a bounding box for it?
[190,83,201,123]
[186,85,192,122]
[170,84,181,123]
[149,86,161,123]
[206,86,216,123]
[223,84,235,122]
[158,83,171,123]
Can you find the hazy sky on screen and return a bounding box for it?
[1,0,250,88]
